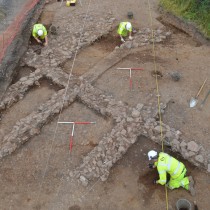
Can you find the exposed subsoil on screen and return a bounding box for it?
[62,32,121,76]
[11,65,36,84]
[0,79,58,141]
[0,0,210,209]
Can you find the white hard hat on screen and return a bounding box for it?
[148,150,158,160]
[37,29,44,36]
[125,22,132,30]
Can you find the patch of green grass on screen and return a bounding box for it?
[160,0,210,37]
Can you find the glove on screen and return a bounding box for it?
[129,36,133,40]
[121,38,125,43]
[148,163,154,169]
[153,179,158,184]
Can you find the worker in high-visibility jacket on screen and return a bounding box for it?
[117,22,133,43]
[32,23,48,46]
[148,150,195,196]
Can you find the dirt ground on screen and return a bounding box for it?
[0,0,210,209]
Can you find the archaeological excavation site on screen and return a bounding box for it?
[0,0,210,209]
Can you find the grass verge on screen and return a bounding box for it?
[160,0,210,37]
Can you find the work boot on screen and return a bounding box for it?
[188,176,196,196]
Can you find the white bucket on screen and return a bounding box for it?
[176,199,192,210]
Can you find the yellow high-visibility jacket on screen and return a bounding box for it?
[117,22,132,37]
[154,152,185,185]
[32,24,47,40]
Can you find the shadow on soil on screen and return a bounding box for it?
[11,65,36,84]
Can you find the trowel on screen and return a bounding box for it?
[190,78,207,108]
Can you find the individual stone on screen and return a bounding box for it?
[106,161,112,168]
[187,141,200,153]
[25,79,34,86]
[154,126,166,133]
[155,37,162,43]
[123,41,132,49]
[156,29,163,34]
[136,103,144,111]
[131,109,140,118]
[145,28,151,34]
[208,164,210,173]
[208,153,210,163]
[176,130,182,136]
[118,146,126,154]
[165,131,172,138]
[160,35,166,39]
[69,171,73,177]
[100,175,108,182]
[188,151,196,157]
[121,129,127,136]
[166,31,172,36]
[20,77,27,82]
[180,141,187,148]
[171,139,180,150]
[126,117,133,122]
[195,155,204,163]
[0,102,5,109]
[116,117,121,123]
[80,176,88,186]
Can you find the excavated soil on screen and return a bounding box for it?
[0,0,210,209]
[62,33,121,76]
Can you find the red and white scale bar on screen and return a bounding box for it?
[58,121,96,152]
[117,68,144,90]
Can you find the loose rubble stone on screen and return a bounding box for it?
[195,154,204,163]
[131,109,140,118]
[118,146,126,154]
[208,154,210,162]
[208,164,210,173]
[180,141,187,148]
[171,139,180,150]
[126,117,133,122]
[79,176,88,187]
[187,151,196,157]
[187,141,200,153]
[122,41,132,49]
[136,103,144,111]
[165,131,172,138]
[154,125,166,133]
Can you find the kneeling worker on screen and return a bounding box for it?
[32,23,48,46]
[148,150,195,196]
[117,22,133,43]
